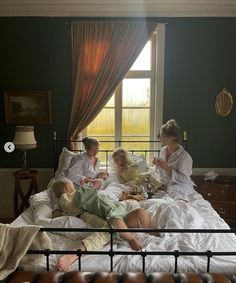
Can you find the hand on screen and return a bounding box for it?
[80,179,85,185]
[83,177,93,183]
[92,179,102,189]
[153,157,159,166]
[153,158,172,174]
[153,158,165,167]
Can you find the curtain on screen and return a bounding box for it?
[68,20,157,142]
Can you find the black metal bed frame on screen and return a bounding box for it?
[27,227,236,273]
[39,133,236,273]
[52,132,188,173]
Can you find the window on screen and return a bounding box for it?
[84,25,165,163]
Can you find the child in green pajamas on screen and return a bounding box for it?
[52,177,153,271]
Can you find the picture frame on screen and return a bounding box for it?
[4,90,53,125]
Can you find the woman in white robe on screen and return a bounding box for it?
[62,137,102,186]
[153,119,195,201]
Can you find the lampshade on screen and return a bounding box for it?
[13,126,37,150]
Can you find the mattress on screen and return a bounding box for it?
[11,183,236,273]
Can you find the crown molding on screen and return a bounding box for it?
[1,1,236,17]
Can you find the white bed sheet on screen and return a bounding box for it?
[11,182,236,273]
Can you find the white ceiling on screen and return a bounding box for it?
[0,0,236,17]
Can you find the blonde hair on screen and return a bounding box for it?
[160,119,182,142]
[112,148,131,167]
[82,137,100,151]
[51,177,73,198]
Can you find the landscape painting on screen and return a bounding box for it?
[4,90,52,125]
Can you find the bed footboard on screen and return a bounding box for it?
[5,272,236,283]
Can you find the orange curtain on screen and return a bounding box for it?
[68,20,157,141]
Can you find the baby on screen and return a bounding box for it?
[96,170,113,189]
[97,170,109,180]
[52,177,152,251]
[112,148,161,190]
[80,171,110,190]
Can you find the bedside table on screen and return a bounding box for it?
[13,169,39,218]
[193,176,236,227]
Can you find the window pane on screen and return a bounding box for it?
[122,79,150,107]
[121,137,150,160]
[130,41,151,70]
[122,109,149,136]
[87,109,115,136]
[94,137,115,151]
[121,136,149,150]
[95,137,115,164]
[105,95,115,107]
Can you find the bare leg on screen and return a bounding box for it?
[125,208,159,237]
[113,218,143,251]
[125,208,151,228]
[56,242,86,271]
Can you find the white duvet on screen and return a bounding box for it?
[11,182,236,273]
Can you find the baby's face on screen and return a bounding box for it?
[97,171,108,180]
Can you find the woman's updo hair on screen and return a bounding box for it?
[82,137,100,150]
[160,119,182,142]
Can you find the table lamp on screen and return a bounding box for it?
[13,126,37,171]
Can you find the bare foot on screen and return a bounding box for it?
[129,238,143,251]
[56,255,78,271]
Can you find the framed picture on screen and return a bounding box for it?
[4,90,53,125]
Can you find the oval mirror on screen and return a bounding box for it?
[215,88,233,117]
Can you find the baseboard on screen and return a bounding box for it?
[192,168,236,176]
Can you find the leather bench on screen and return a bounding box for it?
[5,272,236,283]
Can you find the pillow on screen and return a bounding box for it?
[129,154,148,173]
[55,147,76,177]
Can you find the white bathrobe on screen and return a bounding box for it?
[158,145,195,201]
[63,153,101,186]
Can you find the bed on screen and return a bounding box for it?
[4,137,236,279]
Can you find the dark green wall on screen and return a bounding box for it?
[0,18,72,168]
[164,18,236,167]
[0,17,235,168]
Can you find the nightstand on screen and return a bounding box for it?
[13,169,39,218]
[193,176,236,227]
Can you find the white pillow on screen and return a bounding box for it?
[129,154,148,173]
[55,147,76,177]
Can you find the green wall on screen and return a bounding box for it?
[0,17,235,168]
[164,18,236,167]
[0,18,72,168]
